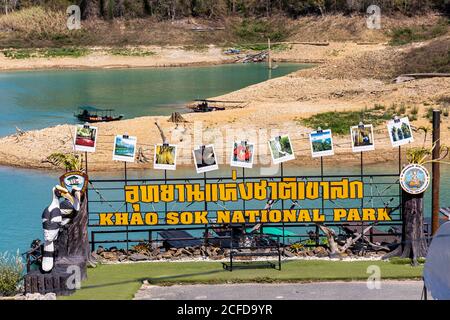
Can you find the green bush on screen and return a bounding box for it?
[233,19,290,43]
[2,47,90,59]
[0,251,24,297]
[298,107,394,135]
[389,19,449,46]
[389,257,426,265]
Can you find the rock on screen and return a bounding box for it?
[25,293,56,300]
[101,251,118,260]
[118,254,128,262]
[129,253,149,261]
[173,249,183,257]
[162,251,173,259]
[283,250,295,258]
[96,246,105,254]
[313,246,327,255]
[181,248,192,256]
[193,249,201,256]
[210,254,225,260]
[329,252,341,259]
[109,247,118,252]
[91,251,101,261]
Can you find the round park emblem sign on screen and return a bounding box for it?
[400,164,430,195]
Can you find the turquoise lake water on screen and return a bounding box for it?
[0,63,308,254]
[0,63,305,136]
[0,63,448,255]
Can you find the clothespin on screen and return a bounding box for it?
[317,127,323,133]
[123,133,129,139]
[83,122,90,129]
[163,142,169,147]
[358,121,365,129]
[394,116,400,123]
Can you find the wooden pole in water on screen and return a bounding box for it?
[432,109,441,235]
[268,38,272,70]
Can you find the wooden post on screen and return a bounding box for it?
[268,38,272,70]
[432,110,441,235]
[401,191,428,264]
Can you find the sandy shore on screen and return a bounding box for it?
[0,41,448,171]
[0,46,236,71]
[0,42,385,71]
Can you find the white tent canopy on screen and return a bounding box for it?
[424,221,450,300]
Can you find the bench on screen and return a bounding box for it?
[222,234,282,271]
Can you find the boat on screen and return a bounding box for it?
[191,100,226,113]
[189,99,247,113]
[75,106,124,123]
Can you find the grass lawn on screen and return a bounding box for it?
[61,260,423,300]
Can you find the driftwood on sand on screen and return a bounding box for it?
[154,121,168,144]
[168,112,188,123]
[395,73,450,83]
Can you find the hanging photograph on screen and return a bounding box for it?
[387,117,414,147]
[112,135,137,162]
[154,144,177,170]
[310,129,334,158]
[193,144,219,173]
[231,140,255,168]
[350,124,375,153]
[268,135,295,164]
[74,125,98,153]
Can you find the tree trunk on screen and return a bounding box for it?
[400,191,428,264]
[80,0,101,19]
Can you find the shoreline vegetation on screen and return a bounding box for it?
[1,10,450,171]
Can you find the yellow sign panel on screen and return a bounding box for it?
[98,178,392,226]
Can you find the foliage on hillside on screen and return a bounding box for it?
[0,0,449,20]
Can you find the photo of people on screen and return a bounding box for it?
[310,129,334,158]
[112,135,137,162]
[154,144,177,170]
[193,144,219,173]
[231,140,255,168]
[268,135,295,164]
[387,117,414,147]
[74,125,97,152]
[351,124,375,152]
